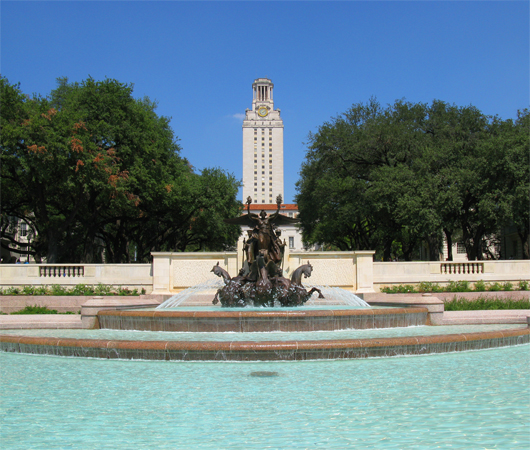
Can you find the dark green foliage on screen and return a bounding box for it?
[444,296,530,311]
[1,76,241,263]
[296,99,529,260]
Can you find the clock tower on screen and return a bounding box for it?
[242,78,284,204]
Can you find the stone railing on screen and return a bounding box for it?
[39,265,85,278]
[0,264,152,292]
[1,255,529,295]
[374,260,530,290]
[440,262,484,275]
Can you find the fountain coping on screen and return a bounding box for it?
[1,327,528,361]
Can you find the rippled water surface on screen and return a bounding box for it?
[1,345,529,449]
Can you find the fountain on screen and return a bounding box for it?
[0,195,529,361]
[209,195,325,307]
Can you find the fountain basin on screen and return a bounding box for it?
[1,327,528,361]
[96,307,429,332]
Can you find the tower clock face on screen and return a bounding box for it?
[258,107,268,117]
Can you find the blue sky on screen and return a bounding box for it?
[1,1,528,203]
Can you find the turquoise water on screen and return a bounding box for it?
[0,324,525,342]
[1,346,529,449]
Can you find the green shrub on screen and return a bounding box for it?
[517,280,529,291]
[487,282,502,292]
[447,281,471,292]
[50,285,68,296]
[473,280,486,292]
[502,282,513,291]
[21,285,36,295]
[118,286,138,295]
[381,285,417,294]
[11,305,59,314]
[69,284,96,296]
[5,287,20,295]
[418,282,443,293]
[95,283,112,296]
[34,286,50,295]
[444,296,530,311]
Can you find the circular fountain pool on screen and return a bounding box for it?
[1,345,529,449]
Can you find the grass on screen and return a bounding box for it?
[444,296,530,311]
[10,305,79,315]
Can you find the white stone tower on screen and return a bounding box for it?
[242,78,284,204]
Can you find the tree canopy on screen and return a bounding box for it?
[1,77,241,263]
[296,98,529,260]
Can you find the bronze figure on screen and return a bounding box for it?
[213,196,324,307]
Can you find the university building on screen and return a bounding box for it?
[240,78,305,252]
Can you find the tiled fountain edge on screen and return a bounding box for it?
[1,328,528,361]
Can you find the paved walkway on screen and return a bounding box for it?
[443,309,530,325]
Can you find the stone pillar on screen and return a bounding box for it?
[151,252,172,295]
[354,251,376,293]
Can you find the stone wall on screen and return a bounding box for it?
[1,254,529,295]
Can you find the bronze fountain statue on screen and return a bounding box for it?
[211,195,324,307]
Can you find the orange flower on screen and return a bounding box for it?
[71,137,83,153]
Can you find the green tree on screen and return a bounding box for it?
[296,98,525,260]
[1,77,241,262]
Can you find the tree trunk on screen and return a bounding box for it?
[443,228,453,261]
[518,229,530,259]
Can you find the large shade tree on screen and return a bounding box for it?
[1,77,241,263]
[296,98,528,260]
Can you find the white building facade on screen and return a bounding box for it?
[238,78,309,253]
[242,78,284,204]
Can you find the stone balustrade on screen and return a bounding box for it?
[39,265,85,278]
[0,254,528,294]
[440,262,484,274]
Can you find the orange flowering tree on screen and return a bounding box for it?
[1,77,241,262]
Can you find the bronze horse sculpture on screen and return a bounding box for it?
[212,195,325,307]
[211,260,324,307]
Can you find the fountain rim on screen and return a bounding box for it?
[1,328,528,361]
[100,306,428,319]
